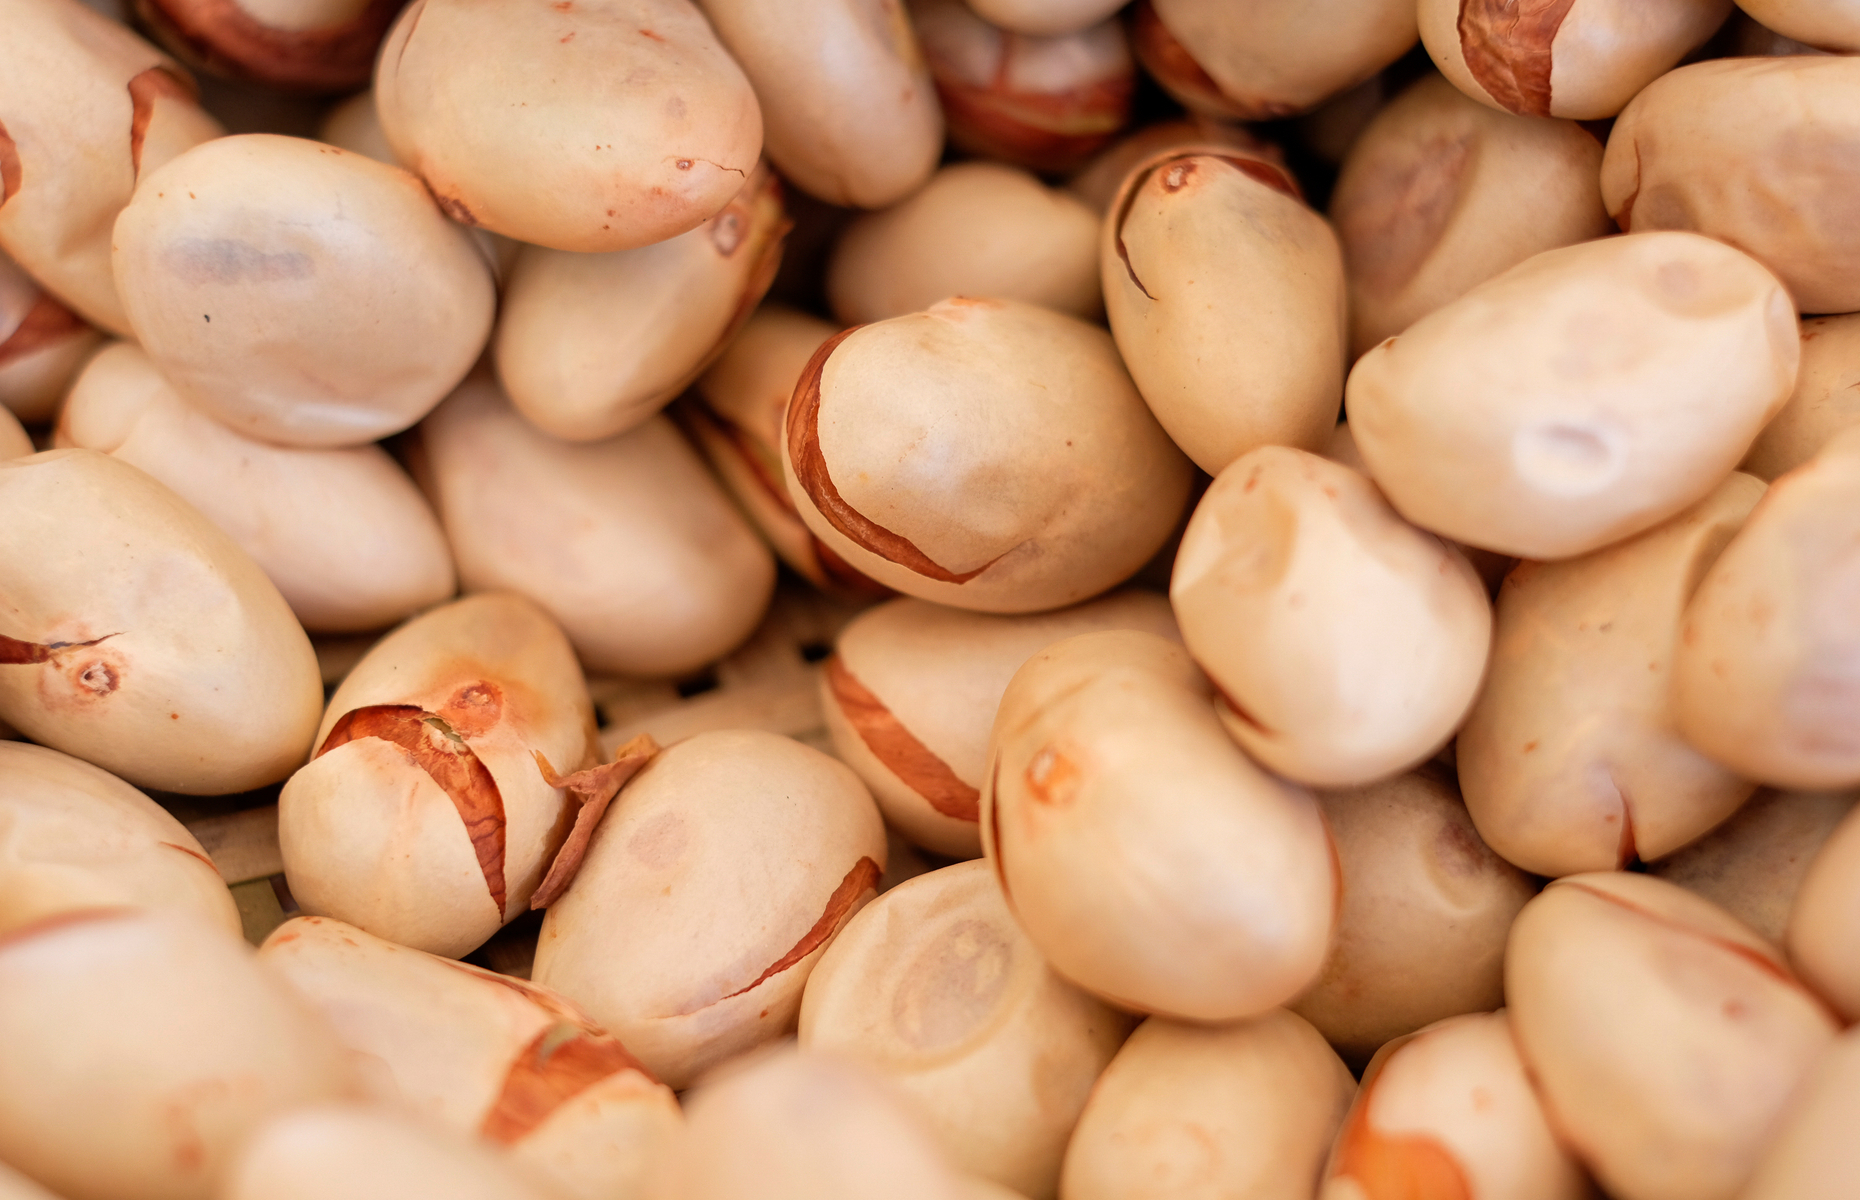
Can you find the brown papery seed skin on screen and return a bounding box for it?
[133,0,404,93]
[1294,769,1535,1067]
[1347,232,1799,560]
[259,915,680,1200]
[827,163,1102,326]
[913,0,1133,175]
[1506,872,1837,1200]
[223,1105,561,1200]
[0,908,358,1200]
[1742,314,1860,482]
[1330,73,1611,359]
[1065,118,1278,216]
[535,730,887,1091]
[0,740,239,940]
[1739,1026,1860,1200]
[0,449,323,794]
[1786,801,1860,1021]
[1649,787,1856,945]
[1602,56,1860,316]
[415,375,776,678]
[374,0,763,253]
[1104,152,1344,475]
[1171,447,1492,786]
[59,341,456,634]
[494,160,788,443]
[0,0,223,334]
[111,133,494,448]
[279,593,598,958]
[1317,1011,1589,1200]
[0,250,101,424]
[800,861,1133,1200]
[1674,428,1860,789]
[701,0,942,209]
[1419,0,1730,121]
[1062,1010,1354,1200]
[985,630,1336,1020]
[662,1046,976,1200]
[822,590,1177,858]
[1132,0,1417,121]
[1735,0,1860,50]
[781,297,1193,614]
[1457,473,1764,877]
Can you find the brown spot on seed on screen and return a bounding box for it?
[637,26,663,39]
[126,68,194,179]
[479,1021,655,1143]
[1457,0,1578,117]
[1023,745,1083,808]
[528,733,660,909]
[717,856,882,1002]
[786,328,1007,585]
[0,118,18,206]
[318,704,509,913]
[439,680,503,738]
[825,656,979,822]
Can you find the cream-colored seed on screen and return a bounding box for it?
[58,342,456,634]
[222,1106,561,1200]
[414,375,777,679]
[1294,769,1535,1065]
[1738,1027,1860,1200]
[985,630,1337,1020]
[0,740,239,941]
[1457,474,1765,876]
[0,449,323,794]
[1103,151,1345,474]
[1061,1011,1354,1200]
[1171,447,1492,786]
[967,0,1124,37]
[1348,232,1799,560]
[1742,313,1860,481]
[822,591,1177,858]
[534,730,887,1091]
[278,593,598,958]
[800,860,1132,1200]
[1784,801,1860,1021]
[1734,0,1860,50]
[827,163,1103,325]
[0,1163,58,1200]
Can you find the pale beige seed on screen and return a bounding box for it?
[822,590,1177,858]
[0,250,101,424]
[111,133,495,448]
[1786,801,1860,1021]
[1742,314,1860,481]
[223,1106,561,1200]
[0,740,239,941]
[1506,873,1837,1200]
[0,1163,58,1200]
[1650,787,1857,944]
[1735,0,1860,50]
[1330,73,1611,358]
[1674,428,1860,789]
[827,163,1102,325]
[1318,1011,1590,1200]
[699,0,942,209]
[58,342,456,634]
[1602,56,1860,315]
[1348,232,1799,559]
[535,730,888,1091]
[374,0,763,253]
[0,0,223,333]
[1133,0,1417,121]
[1740,1026,1860,1200]
[1062,1011,1354,1200]
[415,375,776,678]
[0,408,28,460]
[0,449,324,794]
[279,592,598,958]
[968,0,1124,36]
[1457,474,1765,877]
[0,908,357,1200]
[1104,151,1344,474]
[800,860,1133,1200]
[259,915,680,1200]
[1294,768,1535,1066]
[1171,447,1491,786]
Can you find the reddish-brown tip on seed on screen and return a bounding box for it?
[0,293,89,367]
[825,656,980,822]
[717,855,882,1002]
[126,67,194,179]
[0,631,119,665]
[529,733,661,910]
[479,1021,656,1143]
[0,118,19,206]
[1456,0,1577,117]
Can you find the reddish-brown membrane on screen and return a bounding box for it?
[1456,0,1578,116]
[786,326,1004,586]
[1112,151,1303,298]
[529,733,660,910]
[0,294,88,367]
[479,1020,657,1143]
[1127,0,1301,119]
[317,701,508,912]
[1333,132,1476,295]
[824,656,980,822]
[717,855,881,1002]
[0,632,117,665]
[133,0,407,92]
[0,120,18,205]
[126,67,196,177]
[1331,1046,1474,1200]
[933,40,1133,173]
